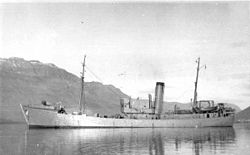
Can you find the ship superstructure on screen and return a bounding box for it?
[120,82,165,119]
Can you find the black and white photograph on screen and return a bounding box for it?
[1,0,250,154]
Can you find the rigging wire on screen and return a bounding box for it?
[85,65,124,98]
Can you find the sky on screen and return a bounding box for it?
[1,2,250,109]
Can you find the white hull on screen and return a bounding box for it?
[20,104,234,128]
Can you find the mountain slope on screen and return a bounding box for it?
[0,57,128,122]
[235,106,250,122]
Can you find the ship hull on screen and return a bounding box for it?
[20,104,234,128]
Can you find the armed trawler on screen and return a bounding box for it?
[20,57,235,128]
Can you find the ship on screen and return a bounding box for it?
[20,57,235,128]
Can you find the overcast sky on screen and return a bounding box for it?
[1,2,250,109]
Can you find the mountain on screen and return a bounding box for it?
[235,106,250,122]
[0,57,128,122]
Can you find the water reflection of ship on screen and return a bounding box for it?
[171,127,236,155]
[24,127,235,155]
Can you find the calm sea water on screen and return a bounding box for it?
[1,123,250,155]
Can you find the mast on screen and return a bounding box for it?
[79,55,86,114]
[193,57,200,108]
